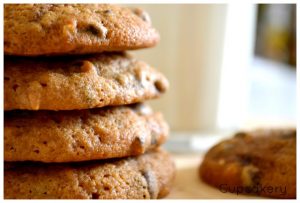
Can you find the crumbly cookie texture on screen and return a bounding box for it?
[200,129,296,199]
[5,53,168,110]
[4,4,159,56]
[5,148,175,199]
[5,103,168,163]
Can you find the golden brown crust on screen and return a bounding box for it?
[4,149,175,199]
[4,53,168,110]
[5,103,168,163]
[4,4,159,56]
[199,129,296,199]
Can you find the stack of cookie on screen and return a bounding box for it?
[4,4,175,199]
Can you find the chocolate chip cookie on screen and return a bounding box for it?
[4,4,159,56]
[5,53,168,110]
[5,103,168,163]
[199,129,296,199]
[5,148,175,199]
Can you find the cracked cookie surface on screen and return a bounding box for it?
[199,129,296,199]
[4,53,168,110]
[5,148,175,199]
[5,103,168,163]
[4,4,159,56]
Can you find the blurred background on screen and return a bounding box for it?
[128,4,296,152]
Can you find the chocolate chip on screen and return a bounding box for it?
[40,82,47,87]
[235,132,248,138]
[135,68,152,88]
[132,8,151,25]
[103,174,110,178]
[12,84,19,91]
[131,135,146,154]
[142,170,158,199]
[251,170,261,185]
[241,165,261,187]
[86,24,101,35]
[84,23,107,39]
[116,74,127,86]
[103,9,112,15]
[33,149,40,154]
[154,80,166,93]
[238,154,253,166]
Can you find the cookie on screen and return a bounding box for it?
[5,103,168,163]
[5,148,175,199]
[4,4,159,56]
[4,53,168,110]
[199,129,296,199]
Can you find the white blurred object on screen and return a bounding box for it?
[217,4,257,130]
[244,57,296,128]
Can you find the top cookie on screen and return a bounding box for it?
[4,4,159,56]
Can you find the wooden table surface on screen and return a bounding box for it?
[165,153,264,199]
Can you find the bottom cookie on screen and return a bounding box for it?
[5,149,175,199]
[199,129,296,199]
